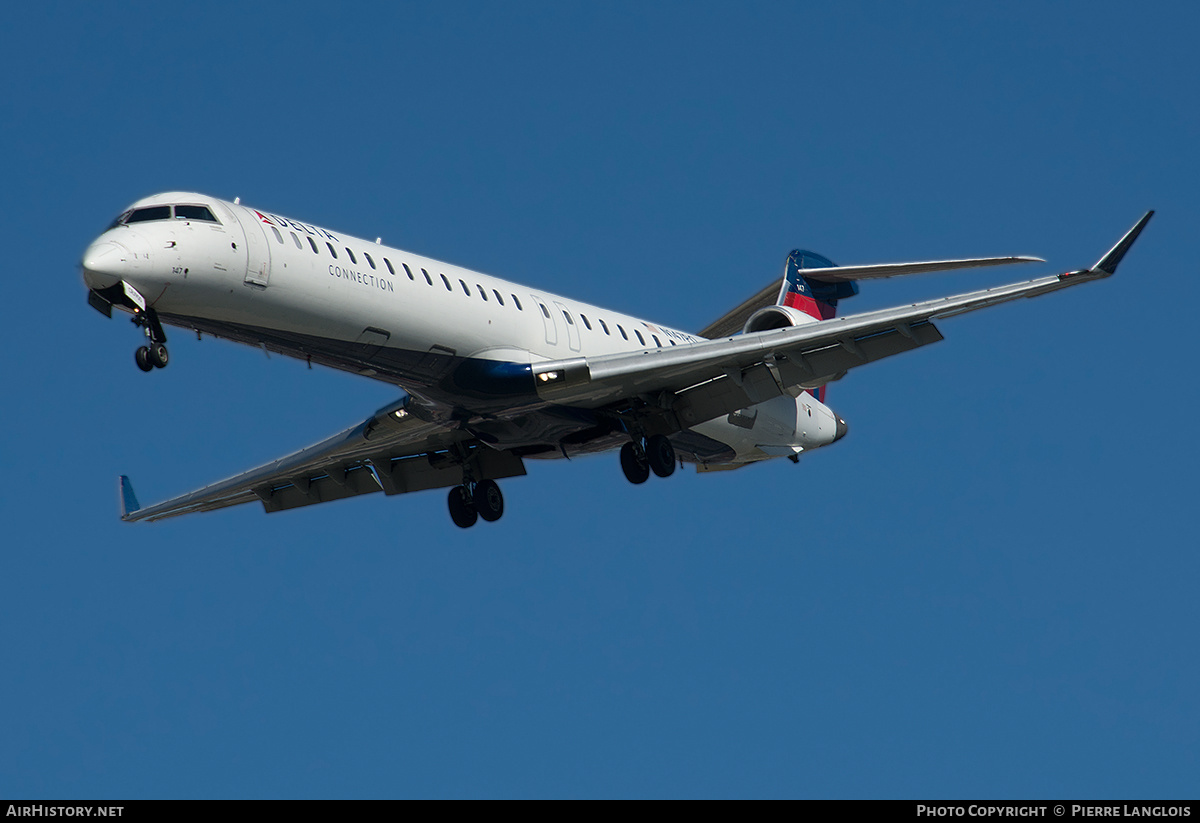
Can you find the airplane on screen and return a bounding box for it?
[80,193,1153,528]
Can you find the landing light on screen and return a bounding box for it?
[538,371,560,383]
[393,409,408,420]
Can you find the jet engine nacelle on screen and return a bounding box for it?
[741,304,820,334]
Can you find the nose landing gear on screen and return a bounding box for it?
[132,309,169,372]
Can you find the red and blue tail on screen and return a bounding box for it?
[778,250,859,402]
[778,249,859,320]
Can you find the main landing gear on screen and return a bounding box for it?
[448,478,505,529]
[132,309,169,373]
[620,434,676,484]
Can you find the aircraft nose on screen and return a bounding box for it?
[81,239,131,290]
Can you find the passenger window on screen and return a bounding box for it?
[440,274,452,290]
[308,237,319,253]
[512,295,522,310]
[401,263,414,280]
[270,227,284,244]
[477,285,487,301]
[384,258,396,275]
[493,290,504,305]
[326,243,338,259]
[422,268,433,285]
[669,339,676,346]
[600,319,610,335]
[174,204,218,222]
[652,335,661,347]
[364,252,376,269]
[618,325,628,340]
[563,310,574,325]
[540,304,551,318]
[635,330,646,345]
[581,314,592,330]
[291,232,302,249]
[346,248,357,264]
[459,280,471,296]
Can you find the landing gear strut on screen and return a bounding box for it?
[447,479,505,529]
[620,435,676,484]
[133,309,169,372]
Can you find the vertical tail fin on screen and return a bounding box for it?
[778,249,859,321]
[777,250,858,402]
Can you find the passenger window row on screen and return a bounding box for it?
[269,228,674,348]
[270,228,532,312]
[556,306,669,348]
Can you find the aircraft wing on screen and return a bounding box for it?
[120,395,525,521]
[534,213,1153,424]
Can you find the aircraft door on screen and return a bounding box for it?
[242,214,272,287]
[554,302,581,352]
[530,294,558,346]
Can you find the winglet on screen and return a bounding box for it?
[1093,211,1154,275]
[119,475,141,520]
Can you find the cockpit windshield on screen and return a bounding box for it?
[109,204,220,228]
[174,204,218,222]
[125,205,172,224]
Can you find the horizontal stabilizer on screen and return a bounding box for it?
[697,255,1041,338]
[801,256,1043,283]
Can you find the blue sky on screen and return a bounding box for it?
[2,1,1197,798]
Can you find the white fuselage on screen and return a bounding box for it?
[82,192,843,466]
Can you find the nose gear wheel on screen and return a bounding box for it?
[132,308,169,372]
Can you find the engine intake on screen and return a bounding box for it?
[741,305,820,334]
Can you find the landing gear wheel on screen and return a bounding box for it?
[135,346,153,372]
[473,479,504,522]
[149,343,169,369]
[647,434,676,478]
[448,486,477,529]
[620,441,650,484]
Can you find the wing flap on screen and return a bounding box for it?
[374,448,526,496]
[255,464,383,514]
[673,322,944,426]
